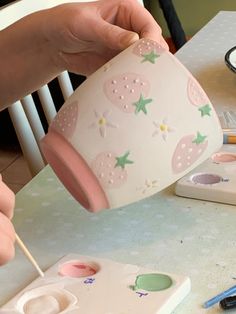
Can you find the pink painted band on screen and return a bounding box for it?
[40,130,109,212]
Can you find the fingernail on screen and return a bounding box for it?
[161,37,169,50]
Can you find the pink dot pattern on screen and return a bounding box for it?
[91,151,127,188]
[187,78,209,107]
[132,38,166,57]
[103,73,150,113]
[172,134,208,173]
[50,101,79,138]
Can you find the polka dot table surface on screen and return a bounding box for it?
[1,12,236,314]
[176,11,236,116]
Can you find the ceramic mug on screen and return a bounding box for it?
[41,38,223,212]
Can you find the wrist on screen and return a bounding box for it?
[39,6,73,74]
[31,9,65,75]
[0,10,63,106]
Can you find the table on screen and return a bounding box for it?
[1,11,236,314]
[177,11,236,115]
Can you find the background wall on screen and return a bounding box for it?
[144,0,236,37]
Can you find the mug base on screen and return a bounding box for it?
[40,130,109,212]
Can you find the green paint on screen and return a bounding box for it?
[134,273,173,292]
[133,94,153,115]
[192,131,207,144]
[141,51,159,64]
[115,151,134,169]
[198,104,212,117]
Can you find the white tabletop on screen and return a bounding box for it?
[1,11,236,314]
[176,11,236,115]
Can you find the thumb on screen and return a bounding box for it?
[0,179,15,219]
[96,19,139,50]
[119,31,140,49]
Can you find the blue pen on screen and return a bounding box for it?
[203,285,236,308]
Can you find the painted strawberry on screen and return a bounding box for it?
[50,100,78,138]
[132,38,166,61]
[187,78,212,117]
[187,78,209,106]
[172,132,208,174]
[91,151,134,188]
[104,73,151,113]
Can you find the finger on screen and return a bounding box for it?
[160,37,169,50]
[0,213,15,265]
[0,232,15,266]
[0,179,15,219]
[114,0,169,49]
[61,51,115,75]
[0,212,15,241]
[93,18,140,50]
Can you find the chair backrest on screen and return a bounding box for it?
[0,0,143,176]
[0,0,75,176]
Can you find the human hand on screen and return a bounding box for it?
[0,0,168,107]
[43,0,168,75]
[0,175,15,265]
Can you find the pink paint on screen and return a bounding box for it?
[91,151,127,188]
[172,134,208,173]
[58,261,97,278]
[132,38,166,56]
[41,130,109,212]
[50,100,79,138]
[212,153,236,163]
[187,78,209,107]
[104,73,150,113]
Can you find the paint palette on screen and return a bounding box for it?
[175,147,236,205]
[1,254,191,314]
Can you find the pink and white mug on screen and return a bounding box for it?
[41,39,222,212]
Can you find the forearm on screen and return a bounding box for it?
[0,0,167,110]
[0,9,61,110]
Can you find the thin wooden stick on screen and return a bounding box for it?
[15,233,44,277]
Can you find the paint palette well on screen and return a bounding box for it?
[175,147,236,205]
[1,254,191,314]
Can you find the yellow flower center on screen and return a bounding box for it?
[99,117,106,125]
[160,124,168,132]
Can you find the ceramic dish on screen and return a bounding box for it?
[225,46,236,73]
